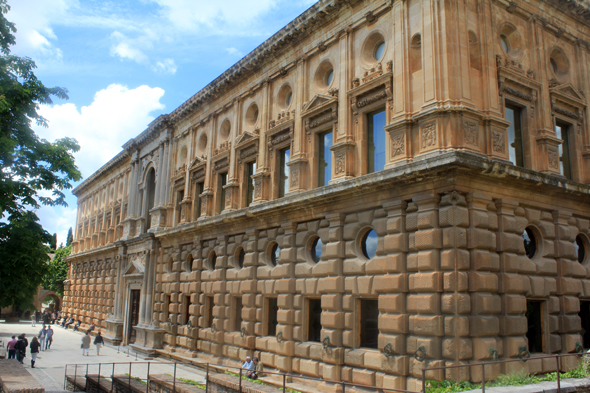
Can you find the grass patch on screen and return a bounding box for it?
[124,373,147,385]
[177,376,207,390]
[425,363,590,393]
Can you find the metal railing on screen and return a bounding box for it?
[64,350,589,393]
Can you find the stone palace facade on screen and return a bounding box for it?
[63,0,590,390]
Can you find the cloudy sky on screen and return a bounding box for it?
[7,0,316,246]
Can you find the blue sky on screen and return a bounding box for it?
[7,0,316,246]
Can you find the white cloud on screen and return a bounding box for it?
[34,84,166,178]
[6,0,72,60]
[149,0,277,31]
[35,206,78,249]
[225,47,242,57]
[154,58,177,74]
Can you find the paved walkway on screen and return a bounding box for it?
[0,321,207,390]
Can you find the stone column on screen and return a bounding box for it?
[287,57,308,193]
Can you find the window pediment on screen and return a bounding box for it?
[302,92,338,117]
[550,83,586,121]
[235,131,259,149]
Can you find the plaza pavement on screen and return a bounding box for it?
[0,321,207,391]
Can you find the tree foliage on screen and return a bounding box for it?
[42,244,71,297]
[0,0,81,312]
[0,211,51,309]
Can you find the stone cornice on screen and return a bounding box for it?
[168,0,346,124]
[72,150,130,196]
[539,0,590,27]
[122,114,171,151]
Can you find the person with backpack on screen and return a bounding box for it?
[93,331,104,355]
[7,336,17,359]
[29,337,40,368]
[15,334,28,364]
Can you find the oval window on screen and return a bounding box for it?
[311,237,323,263]
[237,248,245,269]
[523,228,537,259]
[270,243,280,266]
[187,255,193,273]
[286,91,293,107]
[500,34,510,53]
[326,69,334,86]
[361,229,378,260]
[576,235,586,264]
[374,41,385,61]
[209,251,217,271]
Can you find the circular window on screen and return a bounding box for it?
[278,85,293,109]
[362,31,386,66]
[245,103,259,128]
[498,24,523,60]
[220,119,231,141]
[548,48,570,82]
[522,227,538,259]
[209,251,217,271]
[360,229,378,260]
[237,248,245,269]
[310,236,323,264]
[374,41,385,61]
[269,242,280,266]
[314,60,335,89]
[575,235,587,264]
[197,133,208,154]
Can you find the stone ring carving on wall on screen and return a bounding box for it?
[322,336,331,350]
[241,327,246,338]
[517,345,530,362]
[383,343,394,358]
[276,331,283,343]
[414,345,427,362]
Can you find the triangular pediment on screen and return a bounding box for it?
[235,131,258,146]
[124,259,145,276]
[302,94,336,115]
[189,155,206,170]
[550,83,586,103]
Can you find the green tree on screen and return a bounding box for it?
[66,227,73,246]
[0,1,81,313]
[0,211,51,310]
[42,244,71,296]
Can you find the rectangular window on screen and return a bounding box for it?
[307,298,322,343]
[555,122,572,180]
[183,295,191,325]
[246,161,257,206]
[579,301,590,348]
[526,300,544,353]
[359,299,379,349]
[234,297,243,332]
[196,182,204,218]
[218,172,228,213]
[367,109,386,173]
[505,104,524,167]
[267,297,279,336]
[176,190,184,224]
[206,296,214,328]
[278,148,290,198]
[163,295,171,323]
[318,131,333,187]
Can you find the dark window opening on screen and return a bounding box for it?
[246,161,256,206]
[183,295,191,325]
[234,297,243,332]
[318,131,333,186]
[219,172,228,213]
[237,248,245,269]
[367,109,386,174]
[146,169,156,230]
[206,296,214,328]
[526,301,544,353]
[579,301,590,349]
[164,295,171,322]
[360,299,379,349]
[267,298,278,336]
[196,182,204,218]
[555,122,572,180]
[308,298,322,342]
[279,148,290,198]
[523,227,537,259]
[270,243,280,266]
[176,189,184,224]
[576,236,586,264]
[505,104,524,167]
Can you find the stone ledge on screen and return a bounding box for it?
[0,359,44,393]
[462,378,590,393]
